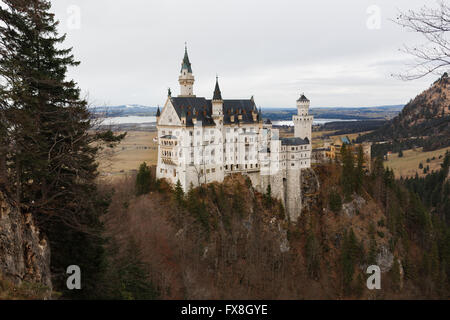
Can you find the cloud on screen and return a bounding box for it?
[50,0,438,107]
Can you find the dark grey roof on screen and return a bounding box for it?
[297,94,309,102]
[160,135,177,139]
[156,107,161,117]
[213,77,222,100]
[281,137,309,146]
[181,47,192,73]
[264,119,272,125]
[170,97,260,127]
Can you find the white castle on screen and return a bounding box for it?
[156,46,313,221]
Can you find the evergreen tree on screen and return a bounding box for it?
[174,179,184,207]
[367,222,378,265]
[329,189,342,213]
[0,1,124,298]
[390,257,401,292]
[356,145,364,193]
[264,184,272,207]
[341,144,355,199]
[341,229,360,295]
[136,162,152,196]
[305,230,320,279]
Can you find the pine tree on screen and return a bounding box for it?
[264,184,272,207]
[390,257,401,292]
[0,1,124,298]
[136,162,152,196]
[356,145,364,193]
[329,189,342,213]
[341,144,355,199]
[174,179,185,207]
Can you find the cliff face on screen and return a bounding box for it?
[0,191,52,299]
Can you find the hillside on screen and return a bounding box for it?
[101,160,450,299]
[359,74,450,151]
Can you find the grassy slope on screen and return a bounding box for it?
[385,146,450,178]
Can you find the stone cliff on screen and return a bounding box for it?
[0,190,52,299]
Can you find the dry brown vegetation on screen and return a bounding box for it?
[99,162,438,299]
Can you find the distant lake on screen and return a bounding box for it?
[100,116,157,125]
[274,118,359,126]
[98,116,358,126]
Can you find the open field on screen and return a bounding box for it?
[98,131,158,177]
[385,146,450,178]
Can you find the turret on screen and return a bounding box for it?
[293,93,313,141]
[156,106,161,123]
[297,93,310,116]
[178,44,195,97]
[212,76,223,123]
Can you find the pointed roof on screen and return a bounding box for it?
[297,93,309,102]
[213,76,222,101]
[156,107,161,117]
[180,44,192,73]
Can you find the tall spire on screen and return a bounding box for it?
[178,43,195,97]
[181,43,192,73]
[213,75,222,100]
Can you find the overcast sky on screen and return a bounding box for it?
[50,0,440,108]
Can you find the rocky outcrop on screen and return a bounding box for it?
[301,168,320,212]
[0,191,52,298]
[342,195,366,218]
[376,245,394,272]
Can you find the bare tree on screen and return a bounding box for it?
[394,1,450,80]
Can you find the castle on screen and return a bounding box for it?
[156,46,313,222]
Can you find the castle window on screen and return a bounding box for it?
[206,169,210,174]
[212,168,216,173]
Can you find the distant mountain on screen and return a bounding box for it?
[262,105,403,121]
[90,105,158,117]
[359,73,450,151]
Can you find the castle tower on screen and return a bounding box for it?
[212,76,224,122]
[178,44,195,97]
[293,93,313,141]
